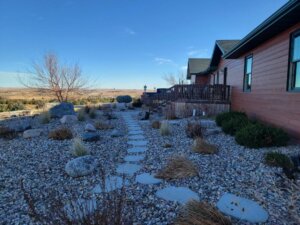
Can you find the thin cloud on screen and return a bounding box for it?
[124,27,136,35]
[154,57,175,65]
[187,47,209,57]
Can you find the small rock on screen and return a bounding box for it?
[82,133,100,142]
[111,129,125,137]
[60,115,78,124]
[23,129,43,138]
[65,155,98,177]
[85,123,96,132]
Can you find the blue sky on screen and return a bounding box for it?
[0,0,287,89]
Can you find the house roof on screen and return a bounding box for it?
[225,0,300,59]
[186,58,210,79]
[209,40,240,69]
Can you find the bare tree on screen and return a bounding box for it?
[162,71,188,86]
[21,53,88,102]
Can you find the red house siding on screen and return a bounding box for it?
[211,22,300,139]
[195,75,209,85]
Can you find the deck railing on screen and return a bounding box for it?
[142,84,231,106]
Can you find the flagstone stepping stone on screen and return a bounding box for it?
[217,193,268,223]
[129,131,143,135]
[128,134,145,140]
[124,155,145,162]
[128,147,147,153]
[92,176,129,193]
[128,140,148,146]
[156,186,199,204]
[136,173,161,184]
[116,163,141,176]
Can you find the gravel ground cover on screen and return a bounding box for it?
[0,109,299,224]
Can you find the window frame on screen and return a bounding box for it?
[223,67,227,86]
[287,29,300,92]
[243,54,253,92]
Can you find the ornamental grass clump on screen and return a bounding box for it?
[48,127,73,140]
[94,120,113,130]
[265,152,294,170]
[77,109,86,121]
[39,111,51,124]
[175,200,232,225]
[151,120,160,129]
[186,122,202,139]
[159,121,171,136]
[0,126,17,139]
[155,156,198,180]
[192,138,218,154]
[71,138,89,157]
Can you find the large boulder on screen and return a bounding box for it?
[82,132,100,142]
[23,129,43,138]
[7,118,32,132]
[65,155,98,177]
[85,123,96,132]
[60,115,78,124]
[50,102,75,118]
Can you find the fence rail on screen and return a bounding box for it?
[142,84,231,106]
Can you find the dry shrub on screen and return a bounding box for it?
[175,200,231,225]
[0,126,17,139]
[164,105,177,120]
[156,156,198,180]
[49,127,73,140]
[20,175,133,225]
[89,108,97,119]
[95,120,113,130]
[39,111,51,124]
[77,109,86,121]
[151,120,161,129]
[163,143,172,148]
[71,138,89,157]
[160,121,171,136]
[186,122,202,139]
[192,138,218,154]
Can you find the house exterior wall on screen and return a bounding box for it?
[211,22,300,139]
[195,75,209,85]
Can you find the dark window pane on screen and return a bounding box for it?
[246,57,252,74]
[293,36,300,62]
[295,62,300,88]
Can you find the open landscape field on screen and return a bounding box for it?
[0,88,144,100]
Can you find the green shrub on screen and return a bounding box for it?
[0,104,8,112]
[216,111,247,127]
[235,123,289,148]
[7,102,25,111]
[221,116,250,136]
[116,95,132,103]
[265,152,294,169]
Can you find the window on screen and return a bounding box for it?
[288,30,300,91]
[223,67,227,85]
[216,71,219,84]
[244,55,253,92]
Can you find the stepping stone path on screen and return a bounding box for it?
[155,186,199,204]
[217,193,269,223]
[136,173,162,184]
[91,111,200,209]
[92,176,129,193]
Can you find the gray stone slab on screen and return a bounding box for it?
[217,193,268,223]
[136,173,161,184]
[128,147,147,153]
[116,163,141,176]
[128,130,143,135]
[92,176,128,193]
[128,140,148,146]
[156,186,199,204]
[124,155,145,162]
[128,134,145,140]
